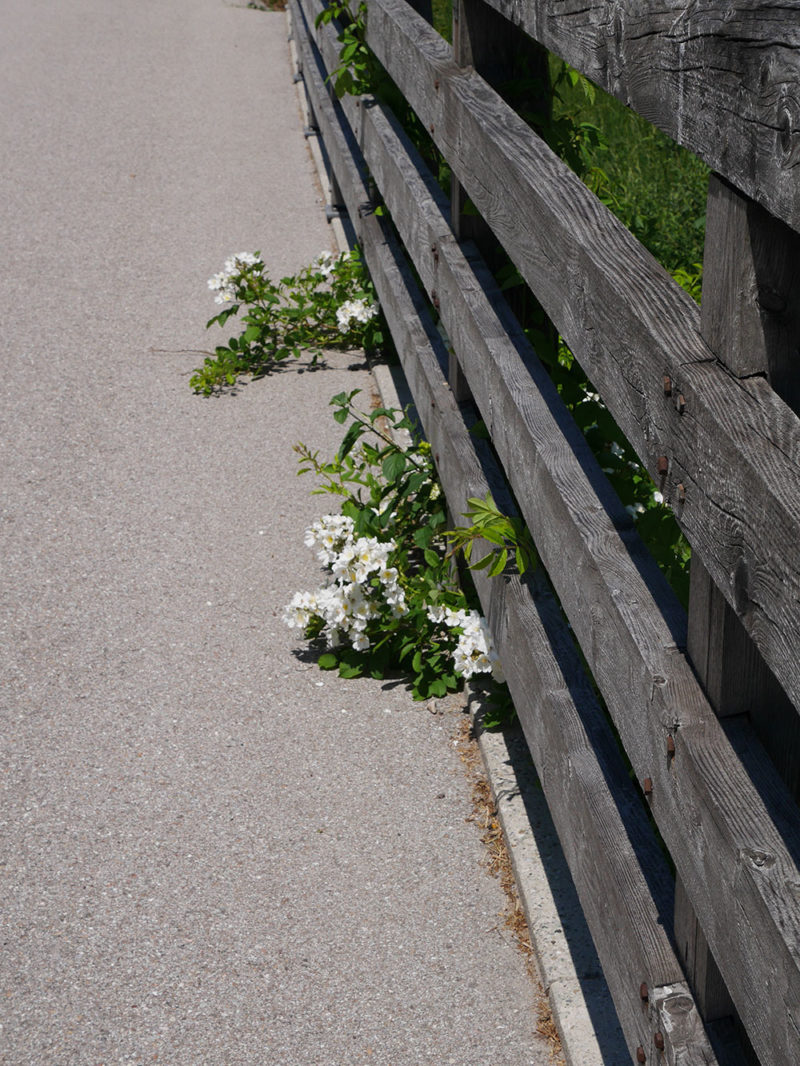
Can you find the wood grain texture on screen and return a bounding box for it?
[295,6,720,1059]
[674,874,734,1023]
[653,982,728,1066]
[310,44,800,1066]
[474,0,800,232]
[701,174,800,408]
[363,0,800,735]
[296,4,800,1059]
[677,172,800,1041]
[694,173,800,805]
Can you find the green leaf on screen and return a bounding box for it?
[488,548,508,577]
[337,421,364,461]
[424,548,440,568]
[318,653,339,670]
[469,552,495,572]
[382,452,406,482]
[416,526,435,550]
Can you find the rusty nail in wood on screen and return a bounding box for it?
[654,1032,665,1051]
[643,777,653,797]
[667,735,676,758]
[429,124,435,134]
[657,455,668,476]
[676,393,686,414]
[640,982,649,1002]
[677,483,686,504]
[434,79,440,90]
[663,374,672,396]
[431,290,440,310]
[637,1047,646,1064]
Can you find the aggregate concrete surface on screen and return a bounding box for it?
[0,1,552,1063]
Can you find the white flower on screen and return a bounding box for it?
[316,250,336,279]
[653,491,664,505]
[207,253,262,303]
[336,297,378,334]
[426,605,502,680]
[224,252,259,272]
[287,514,407,652]
[452,614,502,680]
[283,590,320,629]
[304,514,355,565]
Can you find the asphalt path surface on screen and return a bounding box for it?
[1,1,550,1062]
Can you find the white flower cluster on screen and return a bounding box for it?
[303,513,355,565]
[284,516,406,652]
[315,250,337,280]
[207,252,261,304]
[286,513,502,684]
[336,297,379,334]
[426,606,504,682]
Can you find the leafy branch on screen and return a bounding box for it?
[447,494,538,579]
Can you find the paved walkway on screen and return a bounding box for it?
[1,1,550,1062]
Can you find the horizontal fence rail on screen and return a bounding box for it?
[363,0,800,730]
[471,0,800,233]
[289,1,800,1062]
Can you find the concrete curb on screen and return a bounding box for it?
[472,710,629,1066]
[287,18,629,1064]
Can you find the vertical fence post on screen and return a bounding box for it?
[675,172,800,1049]
[449,0,549,401]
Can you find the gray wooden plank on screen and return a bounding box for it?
[330,61,800,1064]
[653,983,735,1066]
[289,0,374,231]
[449,0,550,399]
[676,170,800,1043]
[295,6,800,1059]
[363,0,800,738]
[474,0,800,233]
[293,7,721,1060]
[701,174,800,409]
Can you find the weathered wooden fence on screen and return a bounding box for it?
[288,1,800,1062]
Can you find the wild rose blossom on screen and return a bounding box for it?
[336,297,379,334]
[285,513,498,680]
[427,605,503,681]
[315,250,336,279]
[207,252,262,304]
[284,518,406,651]
[304,514,356,565]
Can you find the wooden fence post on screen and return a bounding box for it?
[449,0,549,400]
[676,171,800,1043]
